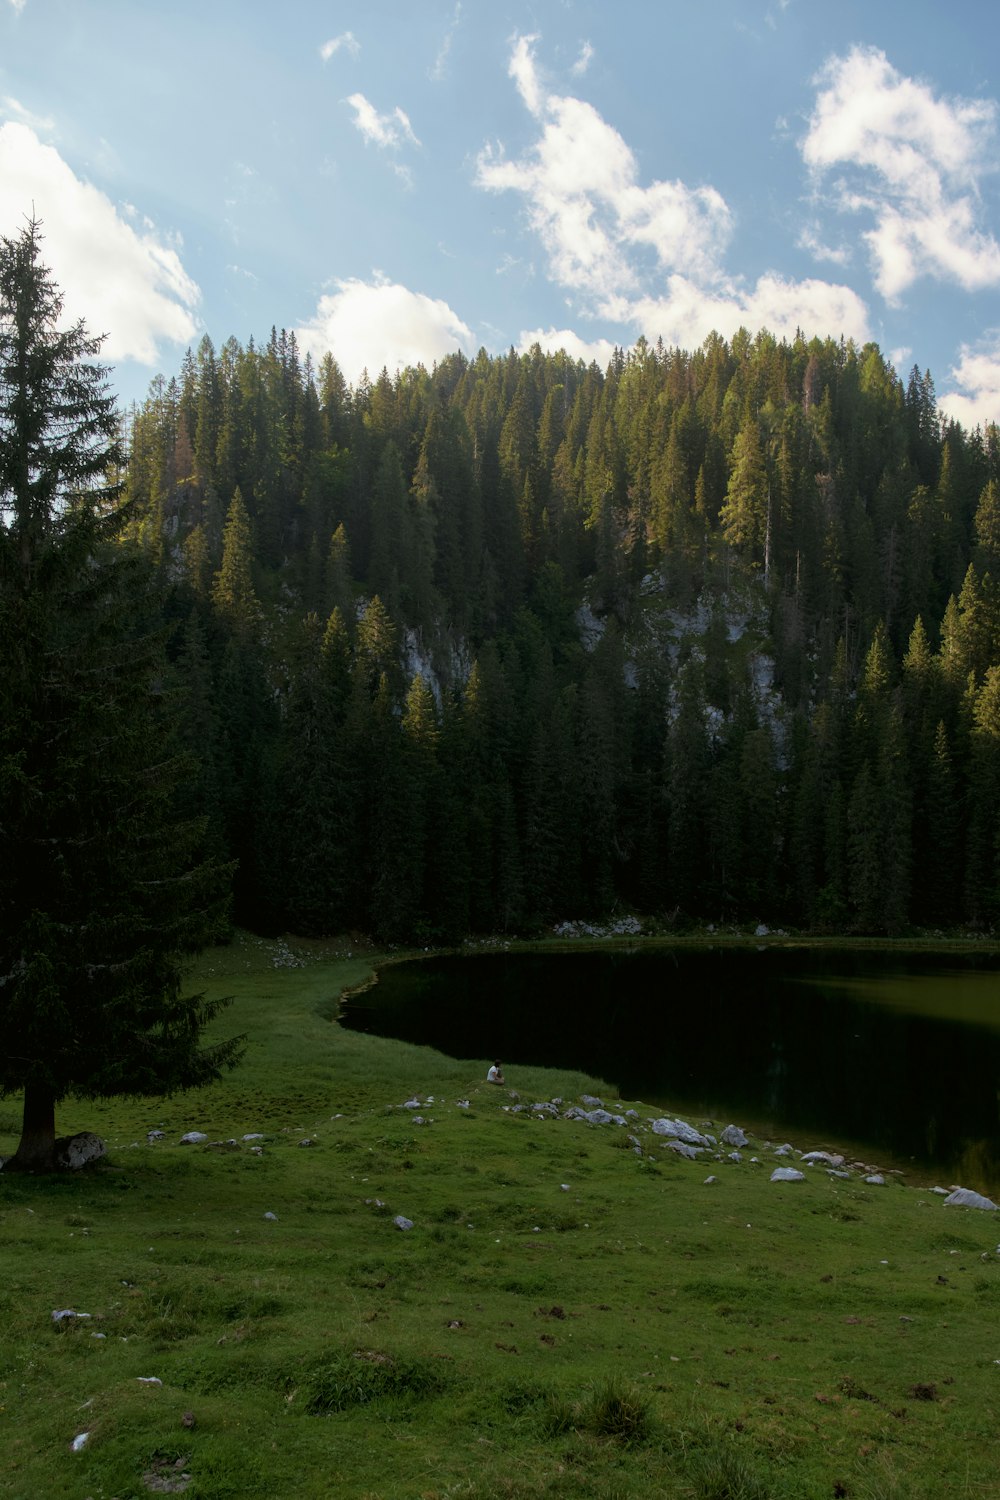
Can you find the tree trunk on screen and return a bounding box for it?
[4,1083,57,1172]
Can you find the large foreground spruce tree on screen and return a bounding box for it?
[0,221,242,1171]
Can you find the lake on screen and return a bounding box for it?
[339,945,1000,1193]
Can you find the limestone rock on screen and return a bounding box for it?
[563,1106,626,1125]
[54,1133,105,1170]
[650,1118,713,1149]
[944,1187,998,1211]
[771,1167,806,1182]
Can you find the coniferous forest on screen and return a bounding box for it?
[125,329,1000,942]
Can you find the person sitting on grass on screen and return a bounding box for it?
[486,1059,505,1085]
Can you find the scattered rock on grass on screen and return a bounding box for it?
[944,1187,998,1211]
[142,1455,193,1493]
[394,1215,414,1231]
[771,1167,806,1183]
[650,1118,714,1148]
[54,1133,105,1169]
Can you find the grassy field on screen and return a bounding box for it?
[3,932,1000,1499]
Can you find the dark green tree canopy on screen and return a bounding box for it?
[0,221,242,1172]
[94,316,1000,942]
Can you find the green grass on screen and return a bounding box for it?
[2,931,1000,1498]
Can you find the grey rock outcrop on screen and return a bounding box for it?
[563,1106,627,1126]
[944,1187,998,1211]
[650,1118,714,1149]
[54,1133,105,1169]
[667,1141,703,1159]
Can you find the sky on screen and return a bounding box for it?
[2,0,1000,428]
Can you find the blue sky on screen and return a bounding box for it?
[2,0,1000,426]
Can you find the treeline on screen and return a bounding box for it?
[125,328,1000,939]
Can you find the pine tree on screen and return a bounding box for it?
[212,487,260,635]
[719,416,769,570]
[0,222,240,1171]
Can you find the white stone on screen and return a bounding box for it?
[650,1117,713,1148]
[944,1187,999,1211]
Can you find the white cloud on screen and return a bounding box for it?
[571,41,594,78]
[320,32,360,62]
[477,40,731,309]
[0,123,199,363]
[7,0,27,13]
[430,3,462,83]
[796,223,852,268]
[516,325,616,367]
[1,96,54,133]
[295,276,475,382]
[939,338,1000,429]
[629,273,869,352]
[508,33,545,119]
[345,93,420,150]
[803,46,1000,300]
[477,35,868,351]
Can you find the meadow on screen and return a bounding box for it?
[2,932,1000,1500]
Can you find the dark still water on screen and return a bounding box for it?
[339,946,1000,1191]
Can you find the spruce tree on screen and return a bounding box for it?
[0,221,241,1171]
